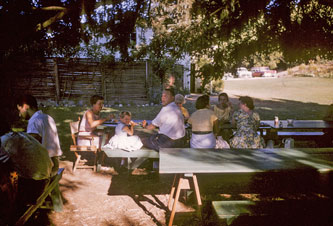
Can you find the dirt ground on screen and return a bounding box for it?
[45,160,196,226]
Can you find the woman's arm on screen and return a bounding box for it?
[86,111,114,129]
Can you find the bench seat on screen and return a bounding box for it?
[102,147,159,158]
[212,199,333,225]
[102,147,159,170]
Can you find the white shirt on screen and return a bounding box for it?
[152,102,185,140]
[27,110,62,157]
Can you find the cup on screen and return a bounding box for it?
[287,119,294,126]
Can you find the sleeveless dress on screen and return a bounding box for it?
[77,110,100,147]
[103,122,143,151]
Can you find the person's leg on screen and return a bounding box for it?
[142,134,161,151]
[50,156,63,212]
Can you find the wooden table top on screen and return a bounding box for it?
[159,148,333,174]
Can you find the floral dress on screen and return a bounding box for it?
[229,110,265,148]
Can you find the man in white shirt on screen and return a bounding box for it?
[142,87,186,151]
[16,94,62,175]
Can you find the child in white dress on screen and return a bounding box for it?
[104,111,143,151]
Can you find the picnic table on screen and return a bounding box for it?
[159,147,333,226]
[259,120,333,145]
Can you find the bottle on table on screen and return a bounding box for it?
[274,116,279,127]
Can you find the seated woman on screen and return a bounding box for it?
[175,94,190,122]
[230,96,265,149]
[78,95,114,148]
[188,95,218,148]
[213,92,233,140]
[104,111,143,151]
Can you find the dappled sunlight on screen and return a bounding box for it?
[296,159,332,172]
[63,119,74,123]
[257,106,273,110]
[160,147,333,175]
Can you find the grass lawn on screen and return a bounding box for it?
[42,77,333,161]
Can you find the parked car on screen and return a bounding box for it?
[222,72,234,80]
[251,66,277,77]
[236,67,252,78]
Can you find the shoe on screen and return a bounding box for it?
[131,168,148,175]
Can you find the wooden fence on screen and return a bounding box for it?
[1,58,150,105]
[1,57,184,106]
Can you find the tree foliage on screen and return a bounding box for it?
[1,0,333,81]
[147,0,333,80]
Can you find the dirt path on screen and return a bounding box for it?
[48,161,193,226]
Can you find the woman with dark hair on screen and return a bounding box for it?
[188,95,218,148]
[78,95,114,147]
[213,92,233,140]
[230,96,265,148]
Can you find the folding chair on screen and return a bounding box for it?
[69,119,98,172]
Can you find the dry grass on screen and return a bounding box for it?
[222,77,333,120]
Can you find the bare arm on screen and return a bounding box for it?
[86,110,114,129]
[213,119,219,136]
[122,121,137,136]
[142,120,156,130]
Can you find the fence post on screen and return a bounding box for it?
[53,58,60,104]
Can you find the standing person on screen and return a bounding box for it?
[78,95,114,148]
[16,94,62,175]
[229,96,265,149]
[142,87,186,151]
[175,94,190,122]
[213,92,233,140]
[188,95,218,148]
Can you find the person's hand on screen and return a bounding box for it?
[142,120,147,128]
[130,121,137,126]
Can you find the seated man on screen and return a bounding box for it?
[16,94,62,176]
[142,87,186,151]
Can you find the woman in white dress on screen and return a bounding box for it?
[106,111,143,151]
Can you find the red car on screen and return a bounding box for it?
[251,67,277,77]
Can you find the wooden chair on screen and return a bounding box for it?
[15,168,65,226]
[69,119,98,172]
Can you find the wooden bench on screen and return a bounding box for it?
[277,131,324,139]
[102,147,159,169]
[15,168,64,226]
[212,199,333,225]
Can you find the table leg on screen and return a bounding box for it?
[130,157,148,169]
[168,176,183,226]
[168,174,178,210]
[192,174,202,206]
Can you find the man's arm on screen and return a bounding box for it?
[142,120,156,130]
